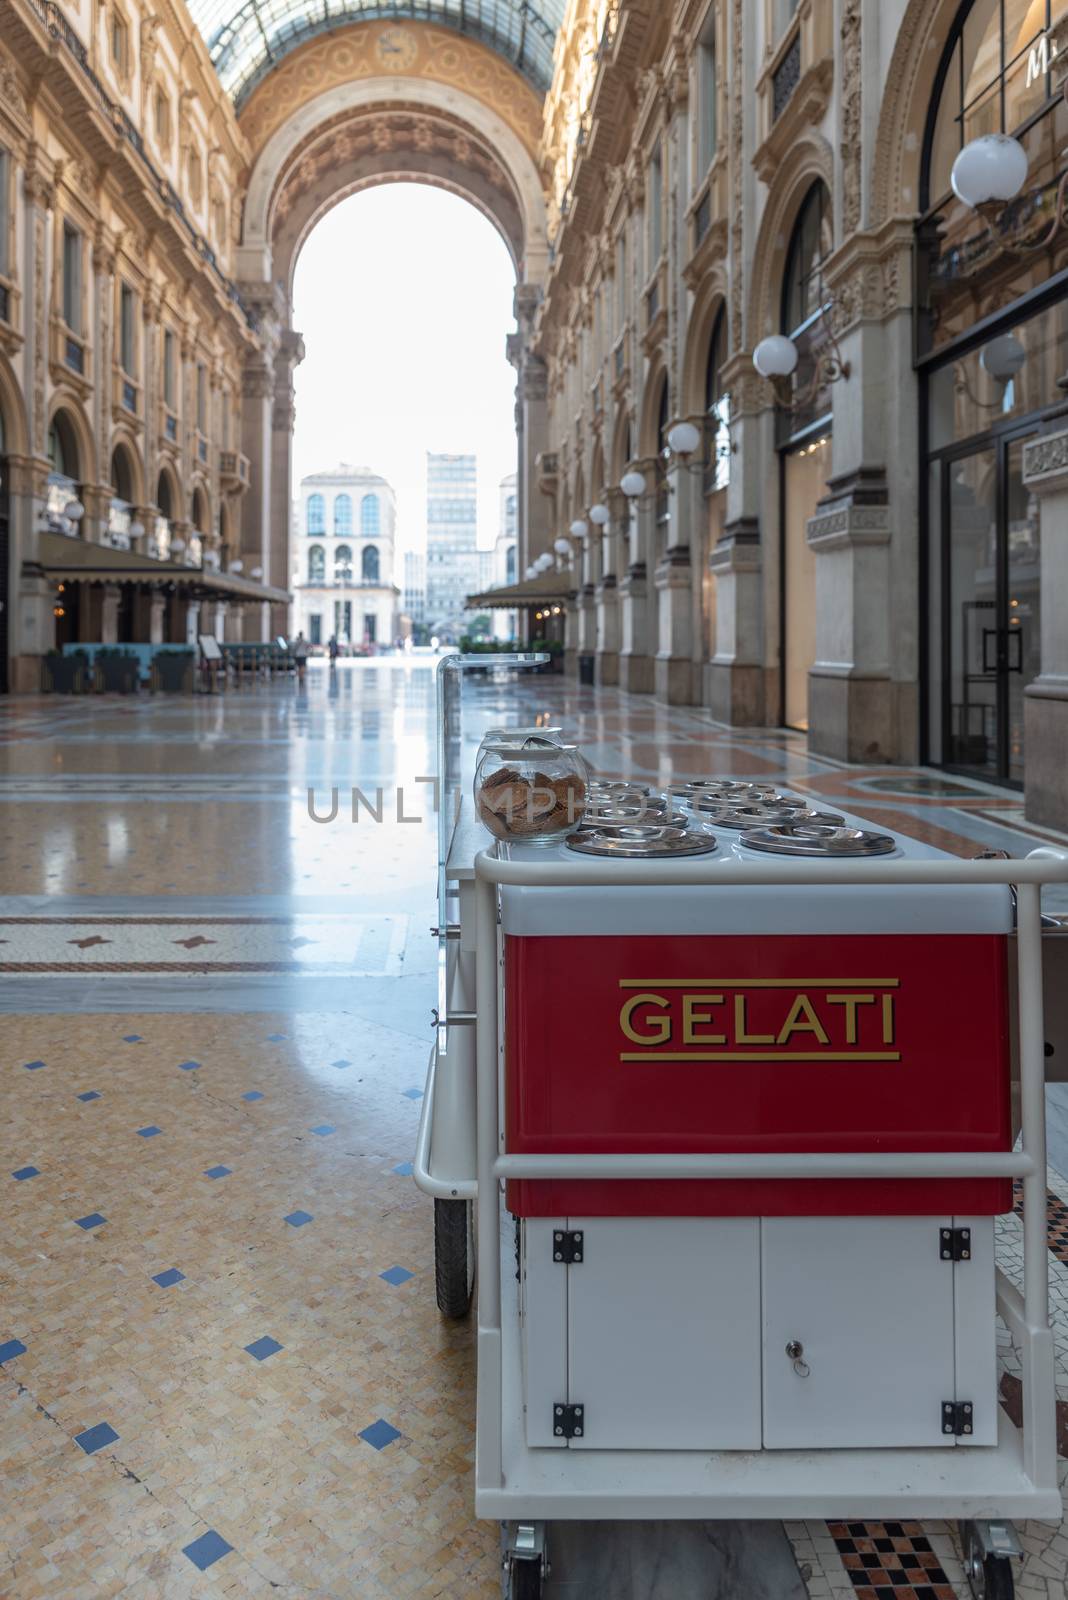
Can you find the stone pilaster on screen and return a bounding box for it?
[514,285,551,575]
[707,517,764,724]
[654,544,696,703]
[618,459,657,694]
[806,467,894,762]
[1021,430,1068,827]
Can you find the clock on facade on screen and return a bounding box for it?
[376,27,418,71]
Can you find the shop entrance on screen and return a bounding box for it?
[937,426,1041,785]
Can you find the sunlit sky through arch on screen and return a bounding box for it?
[291,184,519,557]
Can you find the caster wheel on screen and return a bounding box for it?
[962,1523,1015,1600]
[434,1197,475,1318]
[507,1560,544,1600]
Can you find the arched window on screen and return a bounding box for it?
[48,412,79,481]
[308,544,325,582]
[110,446,134,503]
[656,377,670,455]
[306,493,325,534]
[334,493,352,535]
[782,181,831,339]
[924,0,1067,209]
[705,305,730,494]
[156,471,174,520]
[362,544,380,583]
[335,543,353,582]
[361,493,380,537]
[191,488,208,534]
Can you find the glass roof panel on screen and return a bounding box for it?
[188,0,566,105]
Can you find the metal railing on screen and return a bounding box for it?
[473,845,1068,1502]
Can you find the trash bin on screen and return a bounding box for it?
[579,654,595,685]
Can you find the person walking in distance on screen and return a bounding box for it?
[291,631,310,683]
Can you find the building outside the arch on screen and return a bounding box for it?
[0,0,1066,818]
[424,451,479,642]
[294,465,400,650]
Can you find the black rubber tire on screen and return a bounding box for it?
[508,1560,543,1600]
[434,1197,474,1318]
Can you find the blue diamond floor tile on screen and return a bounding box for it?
[392,1161,414,1176]
[284,1210,313,1227]
[136,1126,162,1138]
[379,1266,414,1286]
[77,1091,101,1102]
[244,1336,283,1361]
[359,1418,401,1450]
[310,1124,335,1136]
[12,1166,40,1181]
[266,1033,286,1041]
[74,1213,106,1230]
[0,1338,27,1362]
[331,1058,351,1069]
[402,1088,423,1100]
[122,1034,144,1043]
[242,1091,264,1102]
[23,1060,46,1071]
[152,1268,185,1288]
[178,1060,201,1071]
[203,1165,231,1179]
[74,1422,119,1455]
[182,1530,234,1571]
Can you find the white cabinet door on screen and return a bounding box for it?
[762,1217,959,1448]
[567,1217,762,1450]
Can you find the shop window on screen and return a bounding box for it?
[361,493,380,536]
[308,544,325,582]
[362,544,379,583]
[306,492,324,533]
[334,492,352,535]
[62,224,81,334]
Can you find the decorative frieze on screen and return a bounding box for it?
[807,468,890,551]
[1023,428,1068,494]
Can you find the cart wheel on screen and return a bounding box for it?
[963,1524,1015,1600]
[507,1559,544,1600]
[434,1197,475,1318]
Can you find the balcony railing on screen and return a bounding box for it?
[772,32,802,121]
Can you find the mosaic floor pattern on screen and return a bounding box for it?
[4,664,1068,1597]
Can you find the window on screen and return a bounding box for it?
[196,364,207,432]
[163,331,176,410]
[309,614,322,645]
[214,199,226,243]
[306,492,325,533]
[188,150,202,207]
[221,389,230,450]
[705,306,731,494]
[111,10,129,76]
[648,140,663,266]
[782,180,831,337]
[334,543,353,582]
[334,492,352,535]
[308,544,325,582]
[698,25,718,172]
[154,89,171,149]
[616,228,626,323]
[774,0,800,39]
[364,613,377,644]
[361,493,380,536]
[362,544,379,583]
[924,0,1068,207]
[62,225,81,334]
[120,283,136,376]
[506,545,516,583]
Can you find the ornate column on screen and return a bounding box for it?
[100,584,121,644]
[707,360,767,724]
[1021,430,1068,826]
[806,468,893,761]
[514,285,551,574]
[8,455,51,689]
[238,280,284,642]
[595,488,623,686]
[618,458,657,695]
[270,327,304,637]
[22,152,51,464]
[654,426,705,704]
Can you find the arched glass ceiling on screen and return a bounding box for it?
[188,0,566,106]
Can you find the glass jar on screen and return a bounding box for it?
[476,726,563,764]
[474,738,589,845]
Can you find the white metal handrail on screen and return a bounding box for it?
[473,845,1068,1501]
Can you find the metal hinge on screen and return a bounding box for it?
[553,1403,584,1439]
[942,1400,974,1437]
[552,1229,584,1264]
[940,1226,972,1262]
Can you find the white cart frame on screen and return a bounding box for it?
[473,845,1068,1522]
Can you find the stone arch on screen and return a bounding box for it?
[109,430,144,506]
[682,274,729,417]
[871,0,966,225]
[155,462,180,519]
[0,350,29,457]
[747,133,835,346]
[46,394,94,484]
[639,361,670,459]
[190,480,212,534]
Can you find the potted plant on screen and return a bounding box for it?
[95,647,139,694]
[530,637,564,673]
[43,648,88,694]
[152,648,195,693]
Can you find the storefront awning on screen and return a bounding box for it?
[31,532,290,605]
[465,571,571,611]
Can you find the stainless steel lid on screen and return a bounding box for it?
[740,823,897,857]
[693,803,846,830]
[587,780,656,798]
[566,824,718,858]
[584,794,676,818]
[669,779,784,802]
[579,810,689,832]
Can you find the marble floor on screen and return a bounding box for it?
[3,661,1068,1599]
